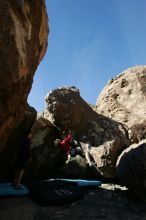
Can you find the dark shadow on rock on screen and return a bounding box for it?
[117,143,146,202]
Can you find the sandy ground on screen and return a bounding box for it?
[0,183,146,220]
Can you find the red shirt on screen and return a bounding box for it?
[59,134,72,155]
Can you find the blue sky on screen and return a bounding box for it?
[28,0,146,112]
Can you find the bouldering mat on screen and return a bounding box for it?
[27,180,84,206]
[0,183,29,196]
[57,178,102,187]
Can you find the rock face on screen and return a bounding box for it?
[25,117,67,180]
[60,155,101,179]
[42,86,130,178]
[0,0,48,156]
[95,65,146,198]
[0,104,36,180]
[96,66,146,143]
[129,121,146,144]
[43,87,89,131]
[24,116,102,180]
[116,140,146,201]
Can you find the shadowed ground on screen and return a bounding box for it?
[0,183,146,220]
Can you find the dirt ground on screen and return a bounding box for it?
[0,183,146,220]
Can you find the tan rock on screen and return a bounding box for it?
[96,66,146,142]
[0,0,48,157]
[43,86,130,178]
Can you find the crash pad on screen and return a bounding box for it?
[27,180,84,206]
[57,179,102,187]
[0,183,29,196]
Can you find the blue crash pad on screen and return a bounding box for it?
[48,179,102,187]
[58,179,102,187]
[0,183,29,196]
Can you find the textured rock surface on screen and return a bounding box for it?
[129,121,146,143]
[24,117,67,180]
[0,0,48,178]
[59,155,101,179]
[96,66,146,142]
[43,87,87,131]
[116,140,146,201]
[23,117,100,180]
[0,0,48,156]
[0,104,36,180]
[42,87,130,178]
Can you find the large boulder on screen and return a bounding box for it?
[128,121,146,143]
[43,86,90,131]
[60,155,102,179]
[0,0,48,156]
[116,140,146,201]
[0,104,36,180]
[24,117,67,180]
[42,86,130,178]
[0,0,48,178]
[24,116,100,180]
[96,65,146,143]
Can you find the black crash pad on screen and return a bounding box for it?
[27,180,84,206]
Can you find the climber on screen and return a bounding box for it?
[59,129,73,161]
[12,132,32,190]
[70,139,83,157]
[54,129,83,163]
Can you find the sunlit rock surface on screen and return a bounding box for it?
[0,0,48,179]
[96,65,146,143]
